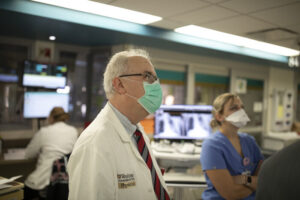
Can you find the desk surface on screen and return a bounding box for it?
[153,150,200,161]
[0,158,35,165]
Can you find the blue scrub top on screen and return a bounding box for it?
[200,131,264,200]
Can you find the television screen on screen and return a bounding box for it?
[154,105,213,140]
[22,60,67,89]
[23,92,69,118]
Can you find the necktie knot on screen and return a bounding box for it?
[134,129,142,137]
[134,129,142,143]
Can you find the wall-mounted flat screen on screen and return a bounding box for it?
[22,60,67,89]
[23,92,69,118]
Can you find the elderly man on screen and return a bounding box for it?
[68,49,170,200]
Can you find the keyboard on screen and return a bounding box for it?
[152,143,175,153]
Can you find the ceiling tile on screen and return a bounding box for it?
[149,19,185,30]
[287,24,300,34]
[273,39,300,50]
[246,28,298,43]
[251,2,300,27]
[202,15,274,36]
[169,5,239,24]
[90,0,115,4]
[220,0,298,14]
[110,0,209,17]
[203,0,230,4]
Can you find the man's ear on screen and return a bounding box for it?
[112,77,126,94]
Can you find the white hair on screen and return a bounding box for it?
[103,49,151,99]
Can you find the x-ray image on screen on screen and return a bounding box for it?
[154,105,213,140]
[182,113,212,139]
[155,112,183,138]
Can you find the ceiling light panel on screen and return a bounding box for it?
[32,0,162,24]
[175,25,300,57]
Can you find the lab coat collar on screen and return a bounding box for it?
[103,103,131,143]
[103,103,149,144]
[103,103,151,165]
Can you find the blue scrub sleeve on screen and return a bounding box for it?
[200,140,227,171]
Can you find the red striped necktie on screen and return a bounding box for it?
[134,130,170,200]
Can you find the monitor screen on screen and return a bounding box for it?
[23,92,69,118]
[22,60,67,89]
[154,105,213,140]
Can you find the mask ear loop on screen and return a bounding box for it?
[118,77,142,100]
[125,93,138,100]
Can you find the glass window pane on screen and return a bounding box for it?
[297,84,300,121]
[0,43,32,130]
[156,69,186,105]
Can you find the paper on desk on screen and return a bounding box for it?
[0,184,11,190]
[0,175,22,186]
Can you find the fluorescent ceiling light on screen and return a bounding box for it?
[31,0,162,25]
[175,25,300,57]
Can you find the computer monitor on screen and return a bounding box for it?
[22,60,67,89]
[154,105,213,140]
[23,92,69,118]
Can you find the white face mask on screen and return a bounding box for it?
[225,109,250,128]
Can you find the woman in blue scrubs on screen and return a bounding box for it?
[200,93,263,200]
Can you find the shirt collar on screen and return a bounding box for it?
[108,102,137,137]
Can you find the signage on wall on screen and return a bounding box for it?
[33,41,55,62]
[288,56,299,68]
[235,78,247,94]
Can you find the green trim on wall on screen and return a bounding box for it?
[160,80,184,85]
[246,78,264,87]
[195,74,229,85]
[156,69,185,82]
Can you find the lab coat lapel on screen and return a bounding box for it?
[105,104,150,165]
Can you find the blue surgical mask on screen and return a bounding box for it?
[125,80,163,114]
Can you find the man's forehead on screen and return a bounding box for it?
[127,56,154,72]
[128,56,149,64]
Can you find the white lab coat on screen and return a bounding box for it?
[25,122,78,190]
[68,103,169,200]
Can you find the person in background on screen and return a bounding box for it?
[256,140,300,200]
[200,93,264,200]
[291,121,300,135]
[24,107,78,200]
[67,49,170,200]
